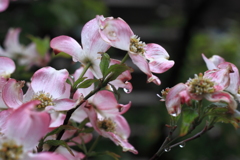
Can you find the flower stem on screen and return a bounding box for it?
[88,135,102,154]
[121,53,129,64]
[73,63,92,89]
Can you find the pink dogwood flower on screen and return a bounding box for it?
[97,15,174,85]
[202,53,240,100]
[2,67,77,127]
[0,0,9,12]
[0,100,67,160]
[81,90,135,153]
[70,67,136,153]
[50,17,110,78]
[0,28,50,67]
[0,56,15,79]
[164,67,237,117]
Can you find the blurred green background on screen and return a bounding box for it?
[2,0,240,159]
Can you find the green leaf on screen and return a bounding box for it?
[206,104,240,128]
[78,118,90,129]
[45,140,74,156]
[82,127,94,133]
[77,79,99,88]
[180,108,199,136]
[28,35,50,56]
[73,77,87,89]
[100,53,110,77]
[105,64,130,82]
[43,125,77,140]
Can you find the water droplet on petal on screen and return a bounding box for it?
[164,147,171,152]
[123,88,130,93]
[179,142,186,148]
[170,113,177,117]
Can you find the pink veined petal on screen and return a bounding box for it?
[205,91,237,111]
[5,100,50,150]
[145,43,170,59]
[0,57,16,77]
[0,77,8,109]
[218,62,240,95]
[129,53,151,77]
[48,98,76,111]
[23,84,35,102]
[109,59,133,93]
[209,54,226,67]
[55,146,85,160]
[147,74,161,85]
[149,59,174,74]
[144,43,174,74]
[0,108,13,133]
[0,0,9,12]
[71,104,88,123]
[202,53,218,70]
[166,83,187,116]
[81,17,110,59]
[114,115,131,139]
[31,67,70,99]
[97,15,134,51]
[107,132,138,154]
[50,35,83,62]
[25,152,68,160]
[204,67,231,91]
[2,78,24,109]
[49,112,66,128]
[84,103,102,134]
[62,130,92,146]
[92,90,131,115]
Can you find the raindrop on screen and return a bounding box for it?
[164,147,171,152]
[156,94,162,98]
[179,142,186,148]
[170,113,177,117]
[123,88,130,93]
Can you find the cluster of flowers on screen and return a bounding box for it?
[0,15,174,159]
[163,54,240,119]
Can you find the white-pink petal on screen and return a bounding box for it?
[205,91,237,111]
[0,0,9,12]
[81,17,110,59]
[166,83,187,116]
[0,56,15,78]
[5,100,50,150]
[25,152,68,160]
[30,67,70,99]
[2,78,24,109]
[92,90,131,115]
[50,35,83,62]
[97,16,133,51]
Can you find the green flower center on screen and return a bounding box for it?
[188,73,215,95]
[129,35,146,55]
[97,118,116,132]
[32,91,55,110]
[0,141,23,160]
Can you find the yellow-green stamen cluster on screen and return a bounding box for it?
[129,35,146,55]
[32,91,55,110]
[187,73,215,95]
[97,118,116,132]
[0,141,23,160]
